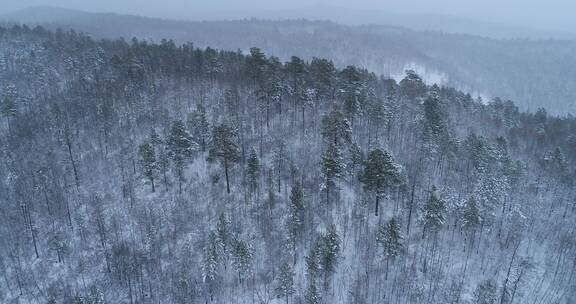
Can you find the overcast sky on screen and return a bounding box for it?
[1,0,575,32]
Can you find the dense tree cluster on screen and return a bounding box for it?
[0,25,575,304]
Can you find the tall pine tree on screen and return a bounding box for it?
[359,148,402,216]
[208,123,241,194]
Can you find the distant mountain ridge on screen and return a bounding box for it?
[192,4,576,40]
[2,6,576,114]
[5,5,576,40]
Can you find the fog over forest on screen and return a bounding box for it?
[2,0,576,33]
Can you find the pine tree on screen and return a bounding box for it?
[0,97,16,131]
[202,231,219,302]
[347,142,363,178]
[464,133,491,175]
[305,246,321,304]
[157,145,170,191]
[422,91,453,157]
[187,104,210,151]
[167,120,197,193]
[377,217,403,279]
[474,174,509,226]
[286,56,311,135]
[202,232,219,283]
[216,213,230,262]
[208,123,241,194]
[339,65,365,124]
[320,142,344,204]
[138,141,157,192]
[287,182,305,252]
[275,262,295,304]
[305,281,321,304]
[1,84,18,132]
[247,47,267,85]
[398,70,426,101]
[462,197,481,233]
[149,128,162,146]
[149,128,169,190]
[321,108,352,147]
[366,94,389,142]
[310,58,336,102]
[318,225,341,289]
[546,147,568,174]
[272,139,288,193]
[230,235,253,284]
[246,148,260,196]
[359,148,403,216]
[421,186,446,237]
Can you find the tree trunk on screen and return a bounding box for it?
[302,106,305,138]
[65,134,80,191]
[407,183,415,235]
[178,169,183,194]
[326,181,330,205]
[500,242,520,304]
[225,158,231,194]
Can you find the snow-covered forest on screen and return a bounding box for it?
[5,7,576,115]
[0,25,575,304]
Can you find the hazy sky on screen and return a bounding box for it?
[1,0,575,32]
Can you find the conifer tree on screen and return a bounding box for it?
[320,142,344,204]
[464,133,491,175]
[208,123,241,194]
[287,181,305,253]
[230,235,253,284]
[321,108,352,147]
[398,70,426,101]
[347,142,364,178]
[202,232,219,282]
[216,213,231,262]
[310,58,336,102]
[339,65,365,124]
[305,246,321,304]
[377,217,403,279]
[421,186,446,238]
[275,262,295,304]
[473,174,509,226]
[167,120,197,193]
[0,97,16,132]
[462,197,481,233]
[202,231,219,301]
[187,103,210,152]
[246,148,260,196]
[272,139,287,193]
[318,225,341,289]
[138,141,157,192]
[422,91,453,157]
[359,148,402,216]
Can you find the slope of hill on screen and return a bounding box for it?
[0,25,575,304]
[2,6,576,114]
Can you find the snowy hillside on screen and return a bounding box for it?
[0,25,575,304]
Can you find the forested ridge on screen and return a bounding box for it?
[5,7,576,114]
[0,25,575,304]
